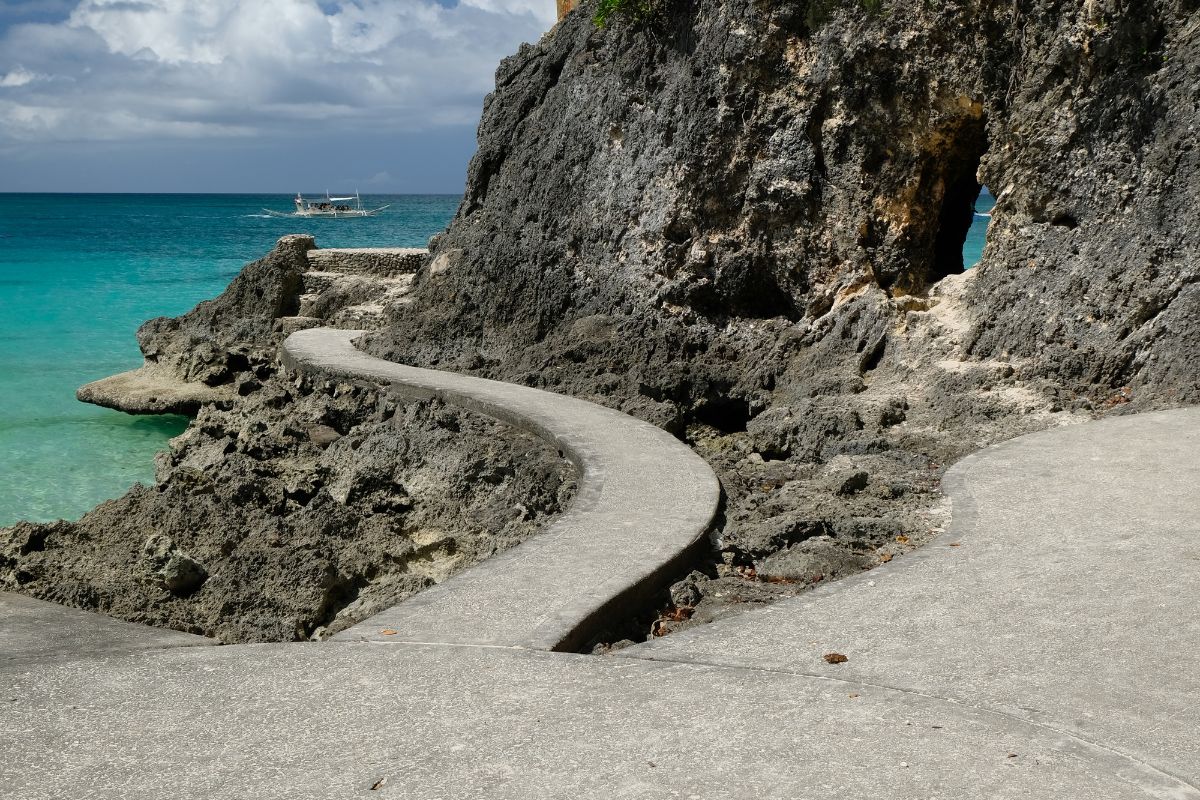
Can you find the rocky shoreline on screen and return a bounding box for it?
[0,232,1076,647]
[1,237,577,643]
[360,0,1199,640]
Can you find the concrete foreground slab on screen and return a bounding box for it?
[630,408,1200,785]
[0,592,213,671]
[0,643,1180,800]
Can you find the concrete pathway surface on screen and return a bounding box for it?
[0,642,1178,800]
[281,328,721,651]
[1,332,1197,798]
[0,592,213,670]
[630,407,1200,795]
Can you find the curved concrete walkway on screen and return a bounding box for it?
[280,327,721,651]
[1,354,1197,798]
[627,407,1200,798]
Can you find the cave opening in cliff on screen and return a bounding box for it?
[962,186,995,269]
[927,121,989,285]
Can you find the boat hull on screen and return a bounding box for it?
[262,206,389,219]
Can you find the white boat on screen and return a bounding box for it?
[263,191,389,218]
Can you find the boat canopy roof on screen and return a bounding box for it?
[327,196,355,202]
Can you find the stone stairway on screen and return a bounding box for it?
[276,246,428,336]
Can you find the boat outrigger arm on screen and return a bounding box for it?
[263,190,390,218]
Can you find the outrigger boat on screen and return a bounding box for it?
[263,191,389,218]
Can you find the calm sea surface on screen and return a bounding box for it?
[964,187,996,268]
[0,194,459,527]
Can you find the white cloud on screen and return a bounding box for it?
[0,66,41,86]
[460,0,557,17]
[0,0,557,143]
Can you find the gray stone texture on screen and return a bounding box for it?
[74,241,427,417]
[632,407,1200,787]
[306,247,428,277]
[75,364,235,416]
[11,0,1200,680]
[9,373,579,647]
[357,0,1200,628]
[368,1,1200,411]
[6,235,578,643]
[0,592,213,670]
[74,234,313,416]
[0,381,576,642]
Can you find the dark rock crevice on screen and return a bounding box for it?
[929,124,987,285]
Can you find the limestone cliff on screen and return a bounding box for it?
[361,0,1199,632]
[372,0,1198,410]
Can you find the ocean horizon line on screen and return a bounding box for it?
[0,190,464,197]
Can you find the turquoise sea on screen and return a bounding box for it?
[964,187,996,268]
[0,194,460,527]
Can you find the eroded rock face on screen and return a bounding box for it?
[75,235,312,416]
[9,0,1197,644]
[138,233,310,387]
[368,0,1198,409]
[360,0,1199,635]
[2,382,575,643]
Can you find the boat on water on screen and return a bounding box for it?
[263,191,389,218]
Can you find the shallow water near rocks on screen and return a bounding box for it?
[0,193,458,526]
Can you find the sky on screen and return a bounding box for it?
[0,0,557,193]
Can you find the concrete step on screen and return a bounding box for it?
[300,270,345,293]
[329,303,385,328]
[297,292,322,317]
[274,315,323,336]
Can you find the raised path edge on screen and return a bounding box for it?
[279,326,721,652]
